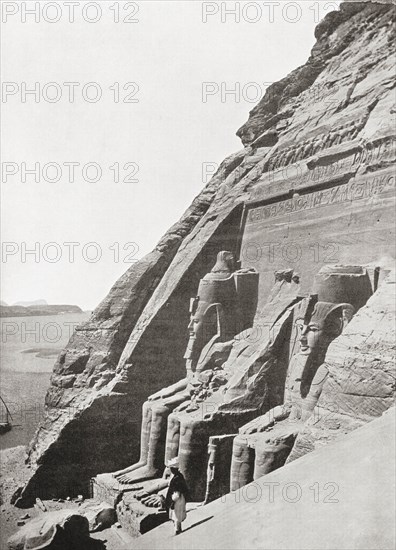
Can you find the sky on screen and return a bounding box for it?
[1,0,341,310]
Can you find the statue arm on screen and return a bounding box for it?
[239,405,290,435]
[148,378,188,401]
[161,391,191,407]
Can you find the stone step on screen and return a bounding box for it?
[91,473,204,539]
[116,492,169,537]
[90,473,125,507]
[91,473,172,537]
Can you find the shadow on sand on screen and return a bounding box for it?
[182,515,214,534]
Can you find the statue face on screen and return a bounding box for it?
[187,314,204,343]
[188,316,198,337]
[185,306,208,363]
[295,302,345,356]
[186,296,203,351]
[296,319,323,356]
[185,294,219,365]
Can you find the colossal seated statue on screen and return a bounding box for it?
[161,268,303,501]
[113,250,258,485]
[229,265,372,491]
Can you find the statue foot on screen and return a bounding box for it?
[123,484,144,492]
[141,494,164,508]
[117,466,158,485]
[136,490,150,500]
[113,460,146,478]
[133,478,170,500]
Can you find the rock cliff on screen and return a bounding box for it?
[14,0,395,507]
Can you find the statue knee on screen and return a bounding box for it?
[142,399,152,415]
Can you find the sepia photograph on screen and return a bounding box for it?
[1,1,395,549]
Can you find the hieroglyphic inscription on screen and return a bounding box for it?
[247,172,395,224]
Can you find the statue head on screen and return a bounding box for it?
[296,299,354,357]
[287,265,371,404]
[312,264,372,312]
[288,297,354,407]
[184,251,237,374]
[294,264,371,358]
[185,304,215,366]
[211,251,235,274]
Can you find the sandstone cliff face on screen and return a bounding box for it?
[16,1,395,505]
[237,1,394,146]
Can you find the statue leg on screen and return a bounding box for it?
[116,388,190,483]
[164,413,181,465]
[230,434,255,492]
[204,434,235,504]
[113,399,152,478]
[178,418,213,502]
[117,402,175,484]
[253,433,297,479]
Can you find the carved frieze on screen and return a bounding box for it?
[247,168,395,224]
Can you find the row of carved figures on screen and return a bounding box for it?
[96,252,373,514]
[266,118,365,171]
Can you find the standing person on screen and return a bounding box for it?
[165,457,188,535]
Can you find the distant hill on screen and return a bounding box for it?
[13,299,48,307]
[0,304,83,317]
[0,301,8,306]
